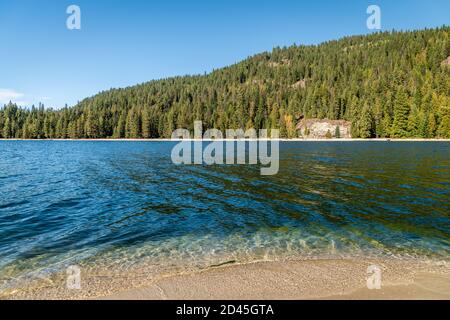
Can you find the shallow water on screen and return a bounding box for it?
[0,141,449,290]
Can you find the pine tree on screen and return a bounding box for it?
[3,117,11,138]
[114,113,126,138]
[125,108,141,138]
[437,97,450,138]
[437,107,450,138]
[359,104,373,138]
[141,108,152,138]
[335,125,341,138]
[427,113,437,138]
[85,111,99,138]
[392,88,410,138]
[407,106,420,137]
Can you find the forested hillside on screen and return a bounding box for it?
[1,27,449,139]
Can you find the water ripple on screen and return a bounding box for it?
[0,140,449,289]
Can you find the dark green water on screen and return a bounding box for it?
[0,141,449,290]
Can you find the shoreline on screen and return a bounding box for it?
[3,258,449,300]
[103,259,450,300]
[1,138,450,142]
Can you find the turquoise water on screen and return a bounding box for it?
[0,141,449,290]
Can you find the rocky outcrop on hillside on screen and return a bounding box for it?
[296,119,352,139]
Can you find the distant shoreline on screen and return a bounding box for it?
[1,138,450,142]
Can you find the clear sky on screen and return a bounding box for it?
[1,0,449,108]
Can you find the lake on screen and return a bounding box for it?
[0,141,449,292]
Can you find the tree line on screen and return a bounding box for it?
[1,27,449,139]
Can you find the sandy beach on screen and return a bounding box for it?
[104,259,450,300]
[2,258,449,300]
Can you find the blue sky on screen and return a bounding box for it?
[1,0,449,109]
